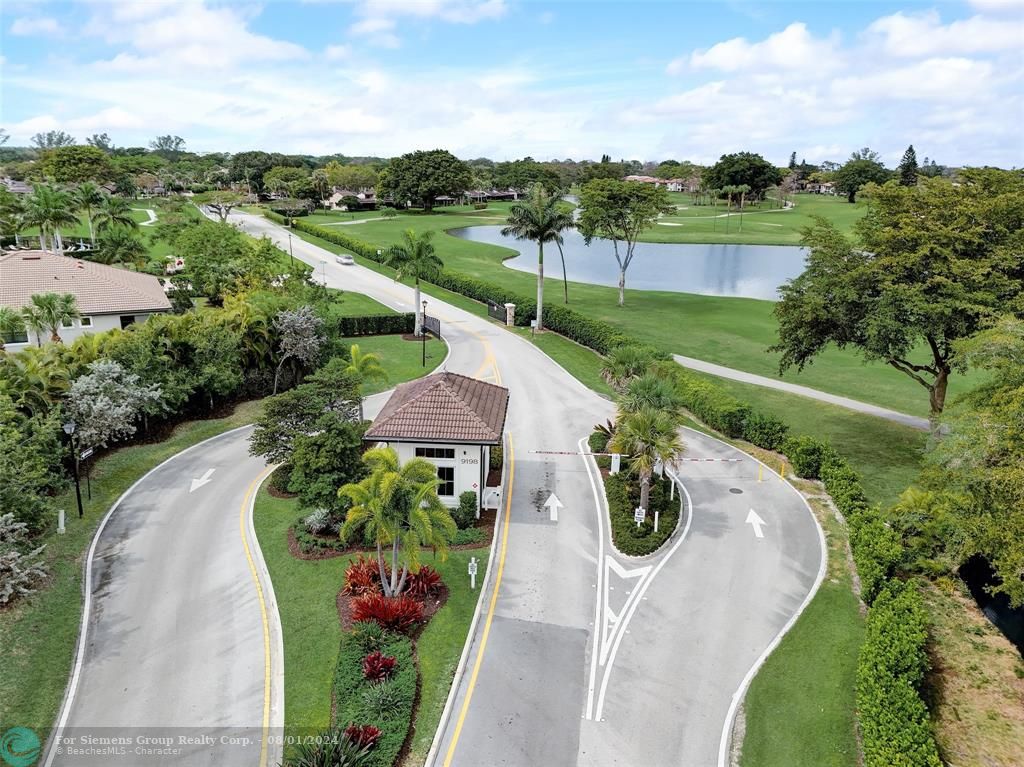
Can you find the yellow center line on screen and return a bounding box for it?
[239,464,276,767]
[443,433,514,766]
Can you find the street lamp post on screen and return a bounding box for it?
[421,299,428,367]
[288,233,295,270]
[62,421,84,519]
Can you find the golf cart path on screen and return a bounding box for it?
[673,354,929,431]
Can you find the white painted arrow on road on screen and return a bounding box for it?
[746,508,767,539]
[544,492,564,521]
[189,468,215,493]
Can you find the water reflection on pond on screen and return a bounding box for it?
[449,226,807,301]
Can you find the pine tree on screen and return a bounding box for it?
[898,145,919,186]
[788,151,797,169]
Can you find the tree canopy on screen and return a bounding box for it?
[40,146,114,184]
[702,152,783,199]
[377,149,472,212]
[772,170,1024,419]
[833,148,890,202]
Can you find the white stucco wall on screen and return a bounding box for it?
[392,441,490,508]
[8,312,159,349]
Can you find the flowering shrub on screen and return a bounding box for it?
[343,554,385,596]
[351,594,424,634]
[362,651,397,683]
[404,565,442,598]
[343,724,382,751]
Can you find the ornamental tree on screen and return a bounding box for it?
[192,190,247,223]
[377,149,472,212]
[833,147,890,202]
[64,359,163,448]
[702,152,783,200]
[272,306,325,394]
[772,170,1024,422]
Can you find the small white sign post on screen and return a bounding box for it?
[468,557,479,590]
[58,509,66,535]
[634,506,646,529]
[610,453,621,475]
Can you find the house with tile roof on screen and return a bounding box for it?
[365,372,509,511]
[0,250,172,348]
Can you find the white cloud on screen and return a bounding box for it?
[866,10,1024,57]
[672,22,840,74]
[9,16,64,36]
[967,0,1024,12]
[324,44,353,61]
[353,0,508,24]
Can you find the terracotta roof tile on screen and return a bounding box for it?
[365,372,509,444]
[0,250,172,316]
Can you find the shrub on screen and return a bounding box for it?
[360,681,406,722]
[453,491,477,529]
[351,593,424,634]
[404,565,443,598]
[283,729,371,767]
[489,444,503,472]
[673,370,751,437]
[361,651,397,683]
[452,527,486,546]
[0,513,47,606]
[343,725,382,751]
[343,554,384,596]
[270,463,293,493]
[473,202,488,210]
[604,472,679,556]
[589,429,612,469]
[741,411,789,451]
[849,516,903,605]
[782,435,837,479]
[856,581,941,767]
[335,313,414,337]
[303,509,334,535]
[350,620,386,654]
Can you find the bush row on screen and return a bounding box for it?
[603,470,679,556]
[856,581,942,767]
[333,622,416,767]
[671,367,789,447]
[336,313,415,337]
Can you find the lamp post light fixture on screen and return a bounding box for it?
[62,420,84,519]
[288,233,295,270]
[421,299,428,367]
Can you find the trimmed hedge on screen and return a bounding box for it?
[604,471,679,556]
[337,313,414,337]
[333,625,416,767]
[780,435,837,480]
[673,368,752,438]
[856,581,941,767]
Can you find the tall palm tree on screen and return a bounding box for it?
[92,195,138,233]
[94,226,147,269]
[343,343,387,420]
[74,182,106,246]
[383,229,443,336]
[21,292,80,344]
[619,373,682,416]
[600,344,657,390]
[0,306,26,353]
[0,190,26,247]
[736,184,751,232]
[609,407,684,514]
[23,184,78,254]
[338,447,457,597]
[501,184,574,328]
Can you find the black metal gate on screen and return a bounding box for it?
[486,300,505,322]
[422,314,441,338]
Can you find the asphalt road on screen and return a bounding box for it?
[44,427,283,767]
[236,214,826,767]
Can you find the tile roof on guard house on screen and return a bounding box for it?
[365,372,509,445]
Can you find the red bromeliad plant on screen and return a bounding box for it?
[361,650,397,682]
[344,724,382,750]
[404,565,443,599]
[351,593,423,634]
[343,554,387,596]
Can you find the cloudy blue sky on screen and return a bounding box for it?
[1,0,1021,166]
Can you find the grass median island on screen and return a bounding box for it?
[0,400,261,738]
[252,487,488,765]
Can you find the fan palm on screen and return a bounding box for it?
[609,407,684,514]
[344,343,387,420]
[0,343,73,414]
[600,344,657,390]
[338,447,457,597]
[95,225,147,269]
[619,373,682,416]
[21,292,80,344]
[0,190,27,246]
[74,182,106,245]
[23,184,79,254]
[383,229,443,336]
[501,184,574,328]
[92,195,138,233]
[0,307,26,353]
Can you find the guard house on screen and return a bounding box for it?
[364,372,509,511]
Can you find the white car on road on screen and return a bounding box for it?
[335,254,355,265]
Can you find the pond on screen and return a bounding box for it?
[449,226,807,301]
[960,556,1024,657]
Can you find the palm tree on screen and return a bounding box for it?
[501,184,574,328]
[23,184,78,254]
[94,226,147,269]
[600,344,657,390]
[338,447,457,597]
[619,373,681,416]
[736,184,751,232]
[74,182,106,246]
[343,343,387,420]
[383,230,443,336]
[21,292,80,344]
[609,407,684,514]
[0,191,26,247]
[92,195,138,233]
[0,307,26,353]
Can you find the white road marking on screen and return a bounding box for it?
[189,468,215,492]
[745,508,767,538]
[544,492,563,521]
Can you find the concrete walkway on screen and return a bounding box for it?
[673,354,930,431]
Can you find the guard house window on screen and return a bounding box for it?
[79,317,93,328]
[416,447,455,459]
[120,315,137,329]
[436,466,455,497]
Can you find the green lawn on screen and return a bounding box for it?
[252,487,488,766]
[334,291,397,317]
[739,495,864,767]
[344,334,444,396]
[281,204,975,418]
[0,400,263,738]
